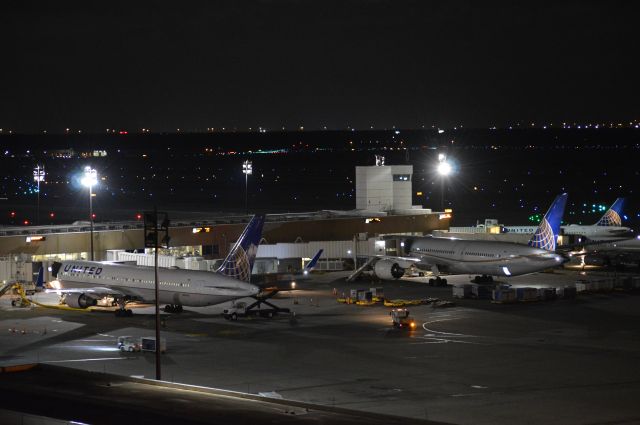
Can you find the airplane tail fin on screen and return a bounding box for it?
[35,266,44,289]
[216,215,266,282]
[595,198,624,226]
[305,249,323,272]
[528,193,568,251]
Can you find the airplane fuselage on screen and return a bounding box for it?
[54,261,259,307]
[407,237,565,277]
[561,224,633,240]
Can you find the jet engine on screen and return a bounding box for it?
[373,260,405,280]
[64,293,98,309]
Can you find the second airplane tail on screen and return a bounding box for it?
[595,198,624,227]
[528,193,568,251]
[304,249,324,272]
[216,215,266,282]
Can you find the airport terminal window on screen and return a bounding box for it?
[393,174,411,181]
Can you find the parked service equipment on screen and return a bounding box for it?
[516,287,539,302]
[492,288,516,303]
[471,285,492,299]
[118,336,166,353]
[453,284,472,299]
[222,300,290,320]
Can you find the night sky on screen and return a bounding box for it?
[2,1,638,132]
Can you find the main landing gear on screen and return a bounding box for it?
[428,277,448,286]
[164,304,183,313]
[472,275,494,284]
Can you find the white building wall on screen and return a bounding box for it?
[256,238,377,259]
[356,165,414,212]
[356,166,393,211]
[391,165,413,210]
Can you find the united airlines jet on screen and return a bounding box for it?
[368,194,568,284]
[503,198,632,241]
[49,215,265,316]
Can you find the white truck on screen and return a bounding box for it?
[118,336,166,353]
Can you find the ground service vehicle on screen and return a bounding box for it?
[222,300,290,320]
[118,336,166,353]
[390,309,417,330]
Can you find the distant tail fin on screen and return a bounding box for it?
[216,215,266,282]
[528,193,568,251]
[595,198,624,226]
[305,249,323,272]
[35,266,44,289]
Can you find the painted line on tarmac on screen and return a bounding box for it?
[411,338,484,345]
[422,318,472,337]
[413,316,489,345]
[43,357,126,363]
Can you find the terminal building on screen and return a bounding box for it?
[0,163,452,284]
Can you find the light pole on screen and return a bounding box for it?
[144,209,170,381]
[242,160,252,215]
[33,165,45,225]
[436,154,451,211]
[81,166,97,260]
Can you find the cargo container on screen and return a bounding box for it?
[576,282,596,292]
[471,285,491,300]
[538,287,557,300]
[516,287,539,302]
[452,285,472,299]
[492,288,516,303]
[556,286,577,299]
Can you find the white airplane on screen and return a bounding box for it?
[363,194,568,284]
[562,198,633,240]
[49,215,265,316]
[503,198,632,241]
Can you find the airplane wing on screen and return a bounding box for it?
[46,287,127,296]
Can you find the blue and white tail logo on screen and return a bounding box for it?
[217,215,265,282]
[595,198,624,227]
[528,193,568,251]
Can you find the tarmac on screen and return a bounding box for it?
[1,268,640,424]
